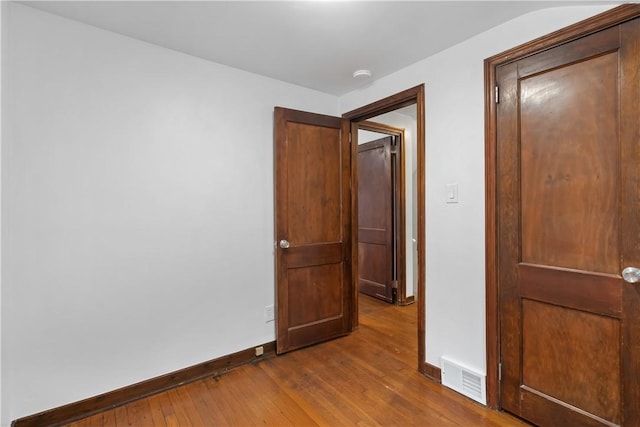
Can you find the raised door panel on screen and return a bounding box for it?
[497,23,639,426]
[520,52,619,274]
[274,107,352,354]
[358,137,393,303]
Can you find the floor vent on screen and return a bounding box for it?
[441,357,486,405]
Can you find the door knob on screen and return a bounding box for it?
[622,267,640,283]
[279,239,290,249]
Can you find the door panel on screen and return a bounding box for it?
[520,52,619,274]
[287,263,343,324]
[287,122,342,244]
[497,21,640,426]
[522,300,621,423]
[274,107,352,354]
[358,137,394,303]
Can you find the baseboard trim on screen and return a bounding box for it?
[421,361,442,383]
[400,295,415,306]
[12,341,276,427]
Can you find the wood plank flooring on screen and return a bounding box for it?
[66,295,530,426]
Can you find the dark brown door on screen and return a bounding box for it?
[274,107,353,354]
[358,136,394,303]
[497,20,640,426]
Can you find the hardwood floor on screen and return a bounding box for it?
[66,295,529,426]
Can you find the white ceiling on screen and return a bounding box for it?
[21,1,621,95]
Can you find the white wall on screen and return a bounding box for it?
[339,5,615,377]
[0,2,4,424]
[1,3,337,424]
[0,3,620,424]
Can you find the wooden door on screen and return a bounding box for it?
[497,20,640,426]
[274,107,353,354]
[358,136,395,303]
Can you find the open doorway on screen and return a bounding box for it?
[273,85,426,372]
[343,85,426,373]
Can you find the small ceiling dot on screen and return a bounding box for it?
[353,69,372,79]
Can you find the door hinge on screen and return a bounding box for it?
[349,132,352,143]
[391,280,399,289]
[495,86,500,104]
[498,362,502,381]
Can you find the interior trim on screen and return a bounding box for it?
[484,4,640,410]
[401,295,416,306]
[343,84,426,374]
[422,362,442,383]
[11,342,277,427]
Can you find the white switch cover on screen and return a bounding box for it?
[446,183,459,203]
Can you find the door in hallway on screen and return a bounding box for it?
[358,136,395,303]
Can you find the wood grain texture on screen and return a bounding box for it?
[274,107,352,354]
[495,61,521,416]
[61,296,528,427]
[350,122,360,331]
[484,51,500,410]
[519,263,622,318]
[422,362,442,383]
[485,4,640,418]
[484,4,640,66]
[357,121,409,305]
[358,137,393,302]
[414,85,426,374]
[286,122,342,244]
[522,300,620,424]
[520,387,619,427]
[620,17,640,427]
[516,26,619,79]
[343,86,421,122]
[287,263,343,326]
[11,342,276,427]
[498,29,625,425]
[343,84,426,372]
[520,49,619,274]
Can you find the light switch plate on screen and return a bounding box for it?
[446,183,459,203]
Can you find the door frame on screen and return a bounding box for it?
[357,121,412,306]
[343,84,427,374]
[484,4,640,409]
